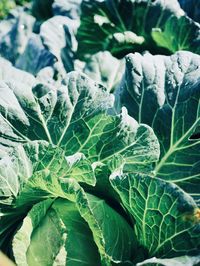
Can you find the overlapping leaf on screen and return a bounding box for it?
[12,180,137,265]
[77,0,200,59]
[116,51,200,204]
[111,173,200,259]
[0,71,159,265]
[84,51,125,92]
[0,71,159,205]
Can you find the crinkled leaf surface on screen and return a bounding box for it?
[0,71,159,205]
[116,51,200,204]
[77,0,200,59]
[110,173,200,259]
[0,71,159,264]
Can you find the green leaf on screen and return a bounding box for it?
[0,142,36,205]
[77,0,199,59]
[152,15,200,54]
[137,254,200,266]
[110,173,200,259]
[0,71,159,260]
[14,142,96,208]
[0,0,15,19]
[12,198,101,266]
[116,51,200,204]
[83,51,125,92]
[0,71,159,206]
[13,179,137,265]
[0,56,36,86]
[0,71,113,145]
[13,167,138,263]
[40,16,79,72]
[84,193,137,264]
[15,34,56,75]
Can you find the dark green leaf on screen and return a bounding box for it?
[116,51,200,204]
[111,173,200,259]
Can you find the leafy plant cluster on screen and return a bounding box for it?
[0,0,199,265]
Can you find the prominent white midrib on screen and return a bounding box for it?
[57,103,76,147]
[38,112,53,144]
[30,98,53,144]
[75,116,104,154]
[1,114,29,142]
[166,173,200,183]
[155,117,200,174]
[139,77,145,124]
[142,184,149,248]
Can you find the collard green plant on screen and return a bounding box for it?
[77,0,200,59]
[1,0,200,93]
[0,0,200,265]
[0,70,160,265]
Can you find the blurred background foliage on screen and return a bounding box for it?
[0,0,30,19]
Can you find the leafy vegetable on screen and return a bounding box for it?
[111,173,200,258]
[0,0,199,265]
[115,51,200,205]
[77,0,200,59]
[83,51,125,92]
[52,0,81,20]
[13,194,136,265]
[0,71,159,264]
